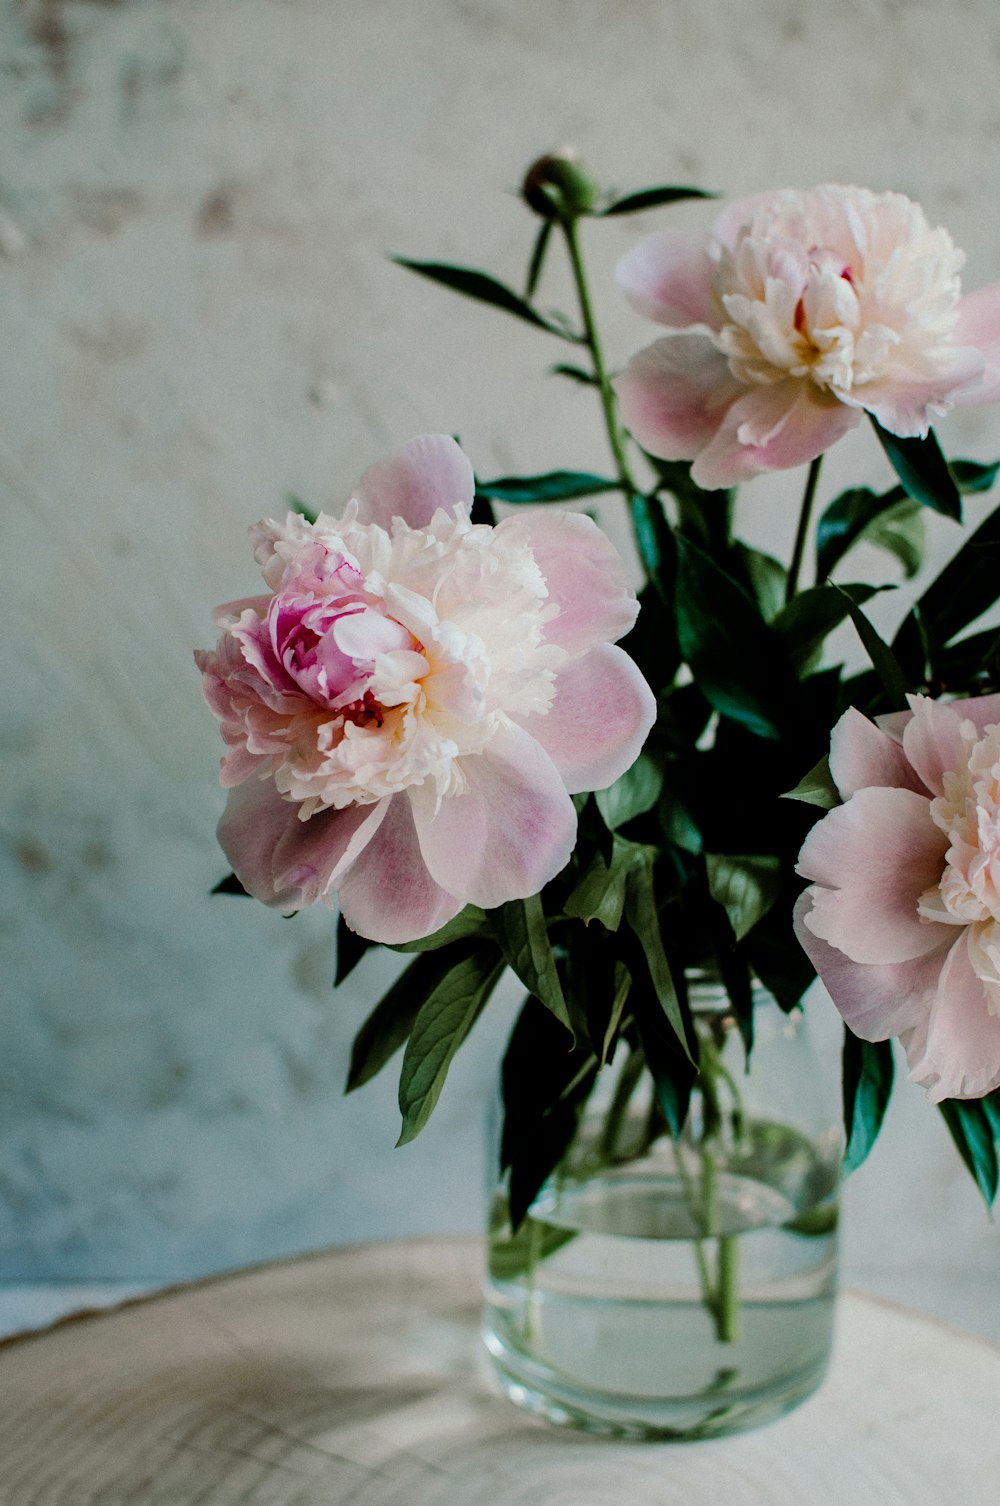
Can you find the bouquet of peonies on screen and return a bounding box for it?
[198,151,1000,1218]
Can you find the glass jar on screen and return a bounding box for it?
[483,977,842,1439]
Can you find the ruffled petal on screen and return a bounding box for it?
[217,779,388,909]
[354,434,475,531]
[952,281,1000,405]
[900,695,968,799]
[793,890,950,1040]
[335,793,464,943]
[515,643,656,794]
[936,690,1000,737]
[410,723,577,909]
[907,929,1000,1101]
[796,786,951,963]
[692,379,860,489]
[615,231,717,328]
[847,347,985,436]
[506,509,638,655]
[828,706,930,799]
[613,335,739,464]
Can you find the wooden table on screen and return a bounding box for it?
[1,1237,997,1505]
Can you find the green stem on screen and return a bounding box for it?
[560,216,655,577]
[785,454,824,605]
[716,1234,742,1344]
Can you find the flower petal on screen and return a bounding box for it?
[692,379,860,489]
[217,778,388,909]
[936,690,1000,737]
[506,509,638,655]
[515,643,656,795]
[335,792,465,943]
[847,348,985,436]
[900,695,967,799]
[796,786,951,963]
[907,929,1000,1101]
[828,706,930,799]
[354,434,475,531]
[615,231,717,328]
[952,281,1000,405]
[410,722,577,909]
[793,890,949,1040]
[613,334,739,464]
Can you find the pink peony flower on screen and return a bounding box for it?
[614,185,1000,489]
[197,434,656,943]
[794,692,1000,1101]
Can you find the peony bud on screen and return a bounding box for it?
[522,149,600,221]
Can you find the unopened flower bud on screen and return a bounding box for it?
[522,149,600,221]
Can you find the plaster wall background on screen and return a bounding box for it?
[2,0,999,1332]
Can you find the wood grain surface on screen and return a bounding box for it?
[0,1237,998,1505]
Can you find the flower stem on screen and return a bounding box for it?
[559,217,657,579]
[785,454,824,605]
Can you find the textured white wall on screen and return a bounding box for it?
[2,0,999,1328]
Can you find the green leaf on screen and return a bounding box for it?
[335,913,375,985]
[951,458,1000,495]
[489,894,572,1036]
[564,845,630,931]
[939,1097,999,1207]
[346,949,455,1093]
[549,362,599,386]
[835,585,910,709]
[600,184,715,216]
[396,948,505,1144]
[870,418,962,520]
[629,491,676,592]
[842,1032,894,1174]
[705,853,782,943]
[475,470,619,503]
[816,485,924,581]
[602,962,632,1066]
[211,872,250,897]
[595,752,663,831]
[524,218,553,300]
[487,1216,576,1281]
[893,492,1000,675]
[780,754,841,810]
[623,849,691,1059]
[287,495,317,525]
[675,533,800,740]
[388,905,487,952]
[738,546,788,623]
[773,582,886,674]
[392,257,579,341]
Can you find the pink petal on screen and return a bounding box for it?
[516,644,656,795]
[952,281,1000,405]
[828,706,929,799]
[692,379,860,489]
[900,695,967,799]
[217,779,387,909]
[354,434,474,531]
[615,231,717,328]
[335,793,464,943]
[710,191,780,252]
[506,510,638,655]
[613,335,739,464]
[796,786,951,964]
[793,890,950,1040]
[908,930,1000,1101]
[937,690,1000,737]
[846,348,985,436]
[410,723,577,909]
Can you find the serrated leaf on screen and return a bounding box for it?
[780,754,841,810]
[475,470,619,503]
[600,184,715,216]
[835,585,909,709]
[387,905,487,952]
[842,1032,894,1174]
[335,913,375,984]
[392,257,579,341]
[623,849,691,1059]
[396,948,505,1144]
[705,853,782,942]
[870,418,962,520]
[489,894,572,1036]
[675,533,800,740]
[595,752,663,831]
[939,1097,999,1207]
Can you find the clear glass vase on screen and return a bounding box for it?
[483,977,842,1439]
